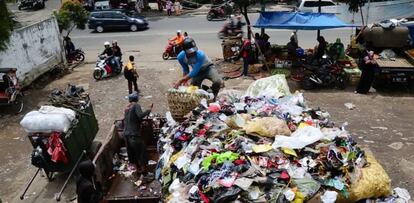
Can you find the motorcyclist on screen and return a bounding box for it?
[64,37,76,60]
[101,41,119,71]
[233,15,245,36]
[169,30,185,54]
[174,38,223,100]
[112,40,122,68]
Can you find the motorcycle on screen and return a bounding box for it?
[18,0,45,10]
[67,49,85,64]
[217,22,243,39]
[299,56,349,90]
[207,1,233,21]
[162,41,182,60]
[93,55,122,80]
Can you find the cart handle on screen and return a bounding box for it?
[55,150,86,202]
[20,168,41,200]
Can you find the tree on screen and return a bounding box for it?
[54,1,89,37]
[0,0,14,51]
[233,0,257,39]
[341,0,367,25]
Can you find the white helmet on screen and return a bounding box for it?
[177,30,182,33]
[104,41,110,46]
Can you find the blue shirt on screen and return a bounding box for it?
[177,50,212,78]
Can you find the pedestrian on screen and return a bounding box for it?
[123,92,153,174]
[240,37,252,77]
[76,160,103,203]
[166,0,173,16]
[174,0,182,16]
[157,0,163,12]
[174,38,223,100]
[315,36,328,61]
[136,0,144,14]
[355,50,378,94]
[124,55,139,94]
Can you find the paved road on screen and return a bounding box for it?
[70,14,354,61]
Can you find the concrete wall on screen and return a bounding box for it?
[0,17,65,87]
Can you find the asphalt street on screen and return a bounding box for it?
[70,14,355,61]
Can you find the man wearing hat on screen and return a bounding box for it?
[123,91,153,173]
[174,38,223,100]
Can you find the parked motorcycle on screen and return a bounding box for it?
[67,49,85,64]
[93,55,122,80]
[299,56,349,90]
[207,1,233,21]
[18,0,45,10]
[162,41,182,60]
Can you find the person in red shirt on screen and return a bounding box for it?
[240,38,252,77]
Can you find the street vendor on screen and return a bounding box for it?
[123,92,153,174]
[174,38,223,100]
[315,36,328,60]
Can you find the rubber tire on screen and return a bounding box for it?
[300,76,315,90]
[88,140,102,159]
[12,94,24,114]
[96,26,104,33]
[130,24,138,32]
[207,13,214,21]
[76,53,85,62]
[93,69,103,80]
[162,52,170,60]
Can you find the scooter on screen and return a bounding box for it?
[162,41,182,60]
[93,55,122,80]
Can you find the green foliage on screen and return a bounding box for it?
[54,1,89,35]
[0,0,14,51]
[341,0,367,12]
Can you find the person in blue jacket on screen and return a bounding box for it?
[174,38,223,100]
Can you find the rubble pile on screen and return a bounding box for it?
[156,76,397,203]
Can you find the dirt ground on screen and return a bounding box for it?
[0,58,413,202]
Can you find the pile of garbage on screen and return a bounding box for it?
[156,76,402,203]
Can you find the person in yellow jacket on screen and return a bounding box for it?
[124,56,139,94]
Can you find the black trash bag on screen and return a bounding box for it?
[31,138,50,168]
[211,186,242,203]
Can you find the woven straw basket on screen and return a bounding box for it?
[167,91,208,120]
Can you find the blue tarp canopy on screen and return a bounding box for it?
[254,11,357,30]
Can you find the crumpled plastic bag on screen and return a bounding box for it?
[379,49,397,59]
[244,117,291,137]
[292,178,321,199]
[245,75,291,98]
[321,191,338,203]
[272,126,324,149]
[336,150,392,203]
[201,152,239,170]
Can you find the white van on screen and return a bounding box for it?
[297,0,339,14]
[94,1,111,10]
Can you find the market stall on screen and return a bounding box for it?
[252,12,360,79]
[155,75,409,203]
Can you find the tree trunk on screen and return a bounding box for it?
[359,5,365,25]
[241,5,251,39]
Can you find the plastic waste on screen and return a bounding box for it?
[245,75,291,98]
[244,117,291,137]
[252,144,273,153]
[20,106,76,133]
[293,178,321,198]
[393,187,411,202]
[284,189,296,201]
[272,126,324,149]
[344,103,356,110]
[321,191,338,203]
[248,186,261,200]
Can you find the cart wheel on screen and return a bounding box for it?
[88,140,102,159]
[12,94,24,114]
